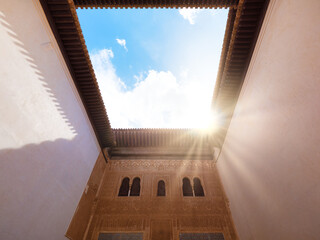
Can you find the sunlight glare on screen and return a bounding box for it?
[186,107,222,134]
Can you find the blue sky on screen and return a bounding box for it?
[77,8,228,128]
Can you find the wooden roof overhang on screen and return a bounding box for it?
[74,0,238,9]
[40,0,270,153]
[40,0,115,148]
[211,0,270,147]
[111,129,213,160]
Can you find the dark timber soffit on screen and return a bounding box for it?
[41,0,269,149]
[211,0,270,147]
[111,129,214,160]
[74,0,238,9]
[40,0,114,147]
[113,129,211,147]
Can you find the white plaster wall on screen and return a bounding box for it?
[217,0,320,239]
[0,0,100,239]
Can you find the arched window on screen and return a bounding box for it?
[130,177,141,196]
[193,178,204,196]
[182,177,193,196]
[157,180,166,196]
[118,177,130,196]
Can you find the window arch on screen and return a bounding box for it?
[182,177,193,196]
[193,177,204,196]
[157,180,166,196]
[118,177,130,196]
[130,177,141,196]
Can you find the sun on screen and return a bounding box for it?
[184,106,221,133]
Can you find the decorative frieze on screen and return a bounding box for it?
[109,160,216,171]
[95,199,226,215]
[98,216,145,231]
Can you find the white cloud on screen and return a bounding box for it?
[91,49,213,129]
[116,38,128,51]
[178,8,202,24]
[133,72,146,87]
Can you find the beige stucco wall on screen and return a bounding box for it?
[217,0,320,239]
[0,0,100,239]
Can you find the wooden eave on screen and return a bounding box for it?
[111,129,213,160]
[113,128,210,148]
[40,0,270,150]
[40,0,114,148]
[74,0,238,9]
[110,147,213,160]
[211,0,270,147]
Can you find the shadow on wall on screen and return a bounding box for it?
[0,5,99,240]
[0,137,93,240]
[0,9,79,137]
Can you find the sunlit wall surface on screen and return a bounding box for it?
[217,0,320,239]
[0,1,100,239]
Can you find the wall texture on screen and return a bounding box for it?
[216,0,320,239]
[0,0,100,239]
[76,158,237,240]
[66,152,107,240]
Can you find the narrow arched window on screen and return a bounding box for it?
[193,178,204,196]
[182,177,193,196]
[157,180,166,196]
[130,177,141,196]
[118,177,130,196]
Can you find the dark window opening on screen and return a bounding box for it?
[179,232,225,240]
[118,177,130,196]
[157,180,166,196]
[182,177,193,196]
[193,178,204,196]
[130,177,141,196]
[98,233,143,240]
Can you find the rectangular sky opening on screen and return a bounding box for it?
[76,8,228,129]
